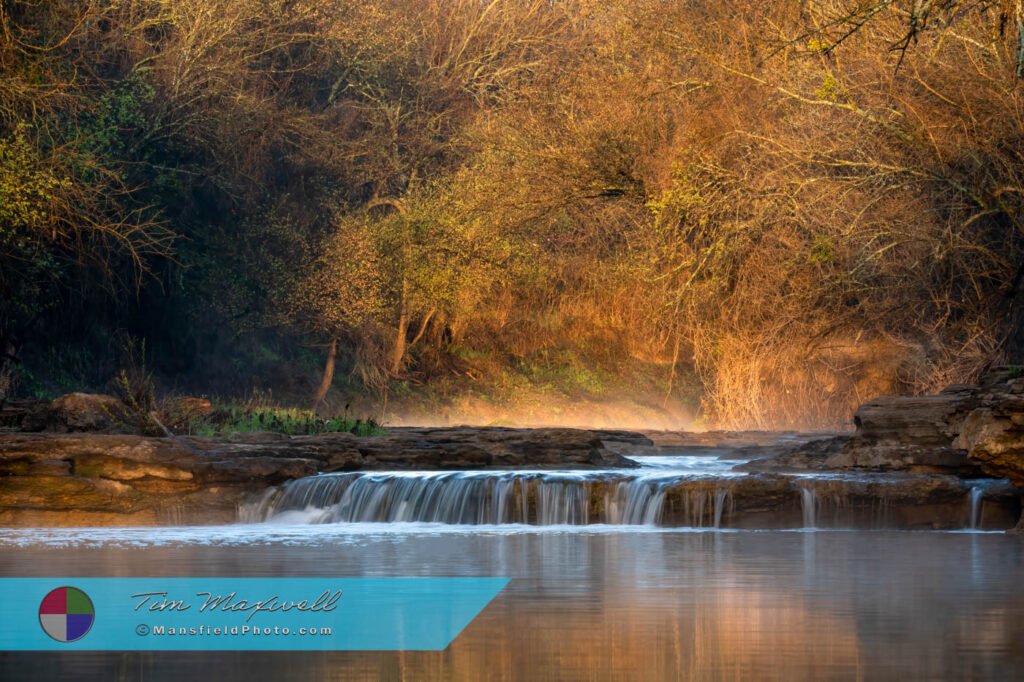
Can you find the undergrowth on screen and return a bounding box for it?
[187,405,383,437]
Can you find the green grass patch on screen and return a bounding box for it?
[188,406,383,437]
[513,350,610,396]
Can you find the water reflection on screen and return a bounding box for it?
[0,530,1021,680]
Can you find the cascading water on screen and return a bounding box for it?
[242,455,743,528]
[713,488,729,528]
[800,487,817,529]
[604,478,666,525]
[239,457,1009,531]
[969,486,984,529]
[798,479,862,529]
[247,472,677,526]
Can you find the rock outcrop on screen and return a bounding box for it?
[0,427,643,525]
[951,369,1024,490]
[743,367,1024,486]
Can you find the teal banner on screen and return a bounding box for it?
[0,577,508,651]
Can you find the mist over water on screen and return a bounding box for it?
[383,397,698,431]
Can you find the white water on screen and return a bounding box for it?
[801,487,817,529]
[970,485,984,529]
[244,455,744,528]
[241,455,1013,531]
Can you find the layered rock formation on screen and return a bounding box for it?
[951,369,1024,489]
[0,426,640,525]
[741,367,1024,482]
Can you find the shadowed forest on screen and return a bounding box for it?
[2,0,1024,429]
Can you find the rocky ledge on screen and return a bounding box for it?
[740,366,1024,485]
[0,425,641,526]
[728,366,1024,530]
[608,430,1021,530]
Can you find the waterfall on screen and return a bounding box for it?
[275,472,535,525]
[713,488,729,528]
[676,489,730,528]
[538,479,591,525]
[969,486,984,529]
[800,487,816,529]
[605,478,667,525]
[241,467,1005,530]
[245,471,735,527]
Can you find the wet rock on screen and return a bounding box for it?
[732,367,1024,528]
[606,430,830,461]
[593,429,660,453]
[658,474,1019,530]
[21,393,135,434]
[746,435,982,476]
[193,456,319,483]
[852,390,973,446]
[72,453,194,481]
[0,474,145,513]
[384,427,641,469]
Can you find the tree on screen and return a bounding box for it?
[291,215,385,409]
[0,1,173,397]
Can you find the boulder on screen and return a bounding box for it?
[745,435,982,476]
[21,393,135,434]
[952,373,1024,488]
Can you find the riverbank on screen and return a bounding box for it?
[1,366,1022,529]
[0,427,641,526]
[0,425,1019,530]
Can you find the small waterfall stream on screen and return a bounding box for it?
[800,487,817,529]
[969,486,985,529]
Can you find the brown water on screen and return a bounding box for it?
[0,527,1022,680]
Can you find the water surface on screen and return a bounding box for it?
[1,527,1021,680]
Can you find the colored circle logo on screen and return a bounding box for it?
[38,586,95,643]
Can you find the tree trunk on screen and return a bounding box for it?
[366,195,411,377]
[0,342,18,402]
[392,278,409,375]
[409,308,436,350]
[312,338,338,411]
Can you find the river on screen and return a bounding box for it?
[0,449,1021,679]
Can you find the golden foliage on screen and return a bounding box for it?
[4,1,1024,426]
